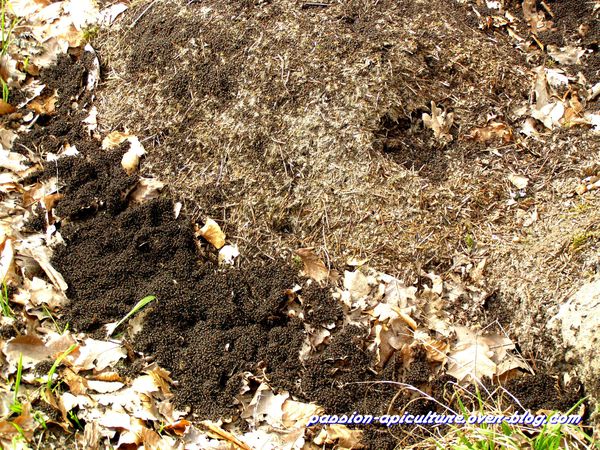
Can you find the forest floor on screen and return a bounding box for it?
[0,0,599,449]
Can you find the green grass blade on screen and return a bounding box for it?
[46,344,77,391]
[110,295,156,336]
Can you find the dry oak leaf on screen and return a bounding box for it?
[295,247,335,283]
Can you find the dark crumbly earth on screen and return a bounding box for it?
[17,52,582,449]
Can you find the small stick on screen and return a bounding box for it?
[301,2,330,9]
[129,0,159,29]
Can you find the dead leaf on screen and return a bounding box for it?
[18,246,68,291]
[163,419,191,436]
[295,248,333,282]
[282,399,323,428]
[422,101,454,143]
[0,100,16,115]
[446,327,519,382]
[344,270,371,301]
[508,173,529,190]
[121,139,146,174]
[314,424,364,449]
[102,131,146,174]
[28,91,58,115]
[129,178,165,203]
[70,339,127,371]
[196,218,225,249]
[0,149,30,173]
[218,244,239,265]
[4,333,76,369]
[0,403,36,440]
[98,3,128,26]
[241,383,289,427]
[373,318,414,367]
[470,122,513,143]
[547,45,586,65]
[0,237,15,283]
[202,420,252,450]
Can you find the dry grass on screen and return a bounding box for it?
[93,0,534,273]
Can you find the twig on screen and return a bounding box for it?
[301,2,330,9]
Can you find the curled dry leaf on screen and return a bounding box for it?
[373,318,414,368]
[422,101,454,143]
[18,246,68,291]
[196,218,226,249]
[201,420,252,450]
[295,247,333,283]
[531,66,565,129]
[0,237,15,283]
[102,131,147,175]
[121,138,146,175]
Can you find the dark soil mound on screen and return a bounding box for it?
[16,52,405,446]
